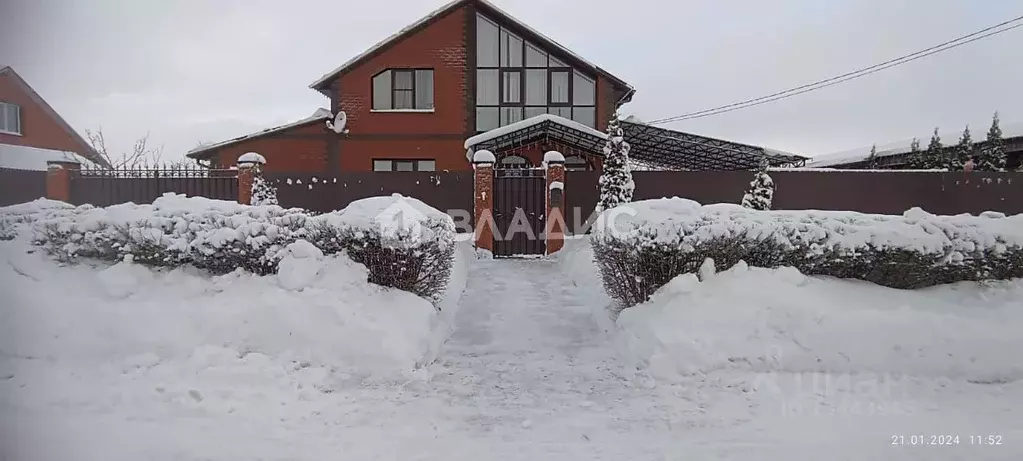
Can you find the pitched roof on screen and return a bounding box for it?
[308,0,633,95]
[0,66,107,167]
[186,108,331,159]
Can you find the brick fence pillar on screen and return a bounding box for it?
[544,151,566,255]
[237,152,266,205]
[472,150,496,254]
[45,161,81,203]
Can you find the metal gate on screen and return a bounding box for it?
[493,168,546,256]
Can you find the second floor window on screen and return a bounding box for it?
[372,69,434,111]
[0,102,21,135]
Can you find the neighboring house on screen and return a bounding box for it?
[187,0,804,173]
[0,66,106,170]
[808,122,1023,171]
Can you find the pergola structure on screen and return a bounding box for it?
[464,115,807,170]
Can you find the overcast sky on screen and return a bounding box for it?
[1,0,1021,161]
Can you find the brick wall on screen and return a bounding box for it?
[0,72,86,154]
[332,4,469,171]
[206,122,328,173]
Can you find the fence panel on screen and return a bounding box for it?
[563,170,1023,234]
[268,171,475,217]
[70,168,238,207]
[0,168,47,206]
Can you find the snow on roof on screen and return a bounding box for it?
[808,120,1023,168]
[187,108,331,157]
[308,0,631,92]
[464,114,607,150]
[0,143,97,171]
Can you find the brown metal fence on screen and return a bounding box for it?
[565,170,1023,234]
[0,168,47,206]
[70,167,238,207]
[266,171,474,215]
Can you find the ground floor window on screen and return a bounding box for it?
[372,159,436,172]
[497,154,532,169]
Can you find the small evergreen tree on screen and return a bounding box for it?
[596,111,635,212]
[907,138,924,169]
[741,158,775,211]
[865,144,880,169]
[250,165,278,206]
[976,111,1006,172]
[924,127,944,169]
[950,126,974,171]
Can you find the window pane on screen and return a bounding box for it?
[394,90,414,109]
[394,71,413,90]
[415,70,434,109]
[500,29,522,67]
[372,72,391,110]
[549,55,567,67]
[477,15,499,67]
[550,71,570,104]
[395,160,415,172]
[524,107,546,119]
[476,107,499,131]
[0,104,7,131]
[373,160,393,171]
[550,106,572,119]
[525,42,547,67]
[573,72,595,106]
[417,160,436,172]
[525,69,546,105]
[500,107,522,126]
[502,71,521,103]
[477,69,498,105]
[572,107,595,128]
[11,105,18,133]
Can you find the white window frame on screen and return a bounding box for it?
[0,102,21,136]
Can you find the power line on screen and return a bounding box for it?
[648,15,1023,125]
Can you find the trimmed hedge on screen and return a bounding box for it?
[6,194,456,303]
[591,198,1023,307]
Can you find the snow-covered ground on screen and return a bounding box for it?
[3,230,1023,459]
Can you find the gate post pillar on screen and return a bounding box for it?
[472,150,496,255]
[45,160,80,203]
[237,152,266,205]
[544,151,566,255]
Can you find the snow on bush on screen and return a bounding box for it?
[26,193,456,303]
[616,261,1023,382]
[740,159,774,210]
[591,197,1023,307]
[305,194,456,303]
[595,112,634,212]
[250,173,279,206]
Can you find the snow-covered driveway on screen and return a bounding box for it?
[3,241,1023,460]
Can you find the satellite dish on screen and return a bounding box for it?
[327,110,348,134]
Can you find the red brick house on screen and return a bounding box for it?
[0,66,105,170]
[187,0,635,173]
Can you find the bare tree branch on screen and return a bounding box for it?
[86,128,166,169]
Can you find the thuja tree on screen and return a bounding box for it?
[977,112,1006,172]
[741,158,775,211]
[596,111,635,212]
[250,164,279,206]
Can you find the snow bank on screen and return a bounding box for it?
[617,261,1023,382]
[0,238,440,382]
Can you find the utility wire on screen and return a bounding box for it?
[648,15,1023,125]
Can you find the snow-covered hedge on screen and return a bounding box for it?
[591,198,1023,307]
[17,193,456,303]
